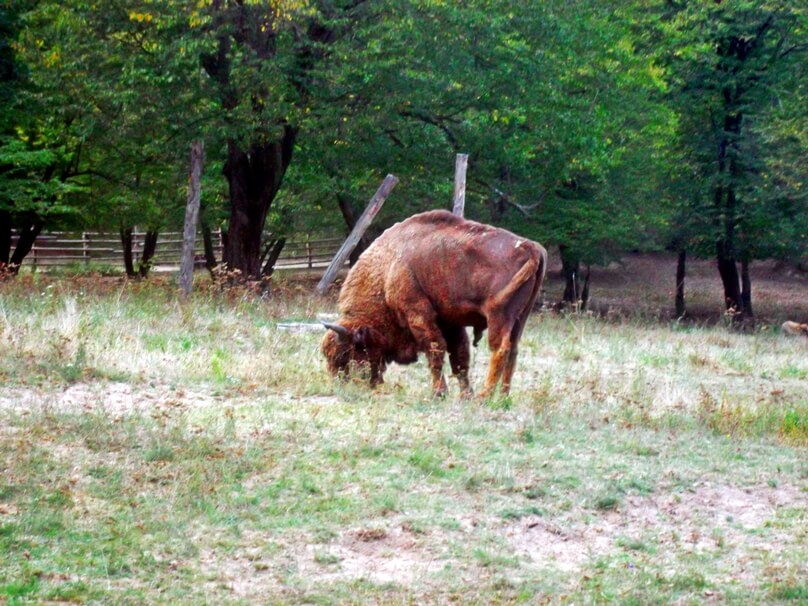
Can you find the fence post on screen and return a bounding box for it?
[82,232,89,265]
[179,139,205,297]
[316,174,398,295]
[306,237,312,269]
[452,153,469,218]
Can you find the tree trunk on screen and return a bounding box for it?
[675,248,686,318]
[712,28,759,320]
[740,256,752,318]
[120,227,137,278]
[261,237,286,277]
[0,210,11,267]
[713,143,745,315]
[716,240,742,314]
[201,222,218,274]
[221,128,297,279]
[138,230,159,278]
[559,245,582,307]
[8,214,43,274]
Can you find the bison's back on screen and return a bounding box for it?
[339,210,545,321]
[338,211,460,310]
[385,211,544,300]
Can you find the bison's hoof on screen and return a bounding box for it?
[432,385,448,399]
[431,375,448,398]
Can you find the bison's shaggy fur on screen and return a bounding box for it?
[322,210,547,397]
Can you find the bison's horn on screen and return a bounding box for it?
[321,321,351,338]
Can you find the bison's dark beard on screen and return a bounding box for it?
[321,331,386,385]
[321,332,352,376]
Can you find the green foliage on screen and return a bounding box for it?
[286,0,676,266]
[2,0,805,289]
[657,1,808,262]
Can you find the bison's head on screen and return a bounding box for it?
[321,321,388,384]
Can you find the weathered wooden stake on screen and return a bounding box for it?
[316,174,398,295]
[452,153,468,217]
[179,140,204,297]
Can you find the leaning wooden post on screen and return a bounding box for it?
[178,140,205,297]
[316,174,398,295]
[452,153,468,217]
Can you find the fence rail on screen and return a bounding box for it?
[9,231,346,272]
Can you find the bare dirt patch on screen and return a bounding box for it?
[193,521,456,600]
[298,523,449,586]
[506,516,612,573]
[543,252,808,323]
[506,481,806,580]
[0,381,221,419]
[193,482,806,596]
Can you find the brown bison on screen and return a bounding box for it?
[321,210,547,397]
[782,321,808,337]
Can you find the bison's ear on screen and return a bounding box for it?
[321,321,352,342]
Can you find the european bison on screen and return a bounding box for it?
[782,321,808,337]
[321,210,547,397]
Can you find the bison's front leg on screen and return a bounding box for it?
[406,313,448,397]
[443,324,472,398]
[369,362,384,387]
[427,341,448,397]
[392,274,448,397]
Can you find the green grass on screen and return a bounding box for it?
[0,276,806,604]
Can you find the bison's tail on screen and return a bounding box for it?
[493,244,547,309]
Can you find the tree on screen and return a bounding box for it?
[660,1,808,319]
[283,0,674,304]
[194,0,364,278]
[68,1,212,277]
[4,1,222,276]
[0,2,79,273]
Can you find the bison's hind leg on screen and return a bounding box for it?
[500,317,526,394]
[501,277,543,393]
[479,319,513,398]
[369,360,386,387]
[480,271,542,399]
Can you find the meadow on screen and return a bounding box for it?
[0,257,806,605]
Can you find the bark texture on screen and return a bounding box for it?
[201,222,218,273]
[8,214,43,274]
[120,227,136,277]
[220,131,296,278]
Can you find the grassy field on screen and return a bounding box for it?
[0,260,806,605]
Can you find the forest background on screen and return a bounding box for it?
[1,0,806,318]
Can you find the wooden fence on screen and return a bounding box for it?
[9,231,346,272]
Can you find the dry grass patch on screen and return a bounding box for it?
[1,267,807,604]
